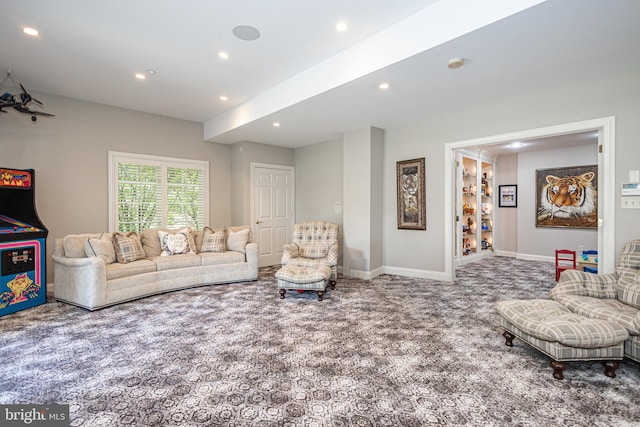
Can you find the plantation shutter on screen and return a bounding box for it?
[166,166,205,230]
[110,152,209,233]
[117,162,162,232]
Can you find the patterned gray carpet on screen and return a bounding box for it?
[1,257,639,426]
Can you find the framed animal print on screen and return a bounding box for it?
[535,165,597,228]
[397,158,426,230]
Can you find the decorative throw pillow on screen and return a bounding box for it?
[158,228,194,256]
[63,235,91,258]
[85,235,117,264]
[226,227,250,253]
[299,244,329,259]
[112,232,146,263]
[201,227,227,253]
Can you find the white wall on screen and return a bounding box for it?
[517,145,598,259]
[383,70,640,275]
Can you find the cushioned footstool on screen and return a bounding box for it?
[276,265,333,301]
[496,299,629,380]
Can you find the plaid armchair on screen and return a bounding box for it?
[281,221,340,283]
[549,239,640,363]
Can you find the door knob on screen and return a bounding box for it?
[256,220,263,224]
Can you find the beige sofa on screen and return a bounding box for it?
[53,226,258,310]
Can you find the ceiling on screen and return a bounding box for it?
[2,0,639,148]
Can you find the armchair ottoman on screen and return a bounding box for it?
[496,299,628,379]
[276,264,332,301]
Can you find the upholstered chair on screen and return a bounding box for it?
[281,221,340,284]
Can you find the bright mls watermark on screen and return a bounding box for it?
[1,405,69,426]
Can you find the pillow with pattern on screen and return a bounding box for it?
[158,228,194,256]
[201,227,227,253]
[112,232,145,263]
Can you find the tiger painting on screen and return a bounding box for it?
[537,171,597,226]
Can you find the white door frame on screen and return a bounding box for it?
[444,117,615,282]
[249,162,295,265]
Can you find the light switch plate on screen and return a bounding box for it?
[630,170,640,183]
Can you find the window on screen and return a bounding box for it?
[109,151,208,232]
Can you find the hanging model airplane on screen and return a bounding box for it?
[0,71,54,122]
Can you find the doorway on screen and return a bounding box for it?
[250,163,295,267]
[444,117,615,281]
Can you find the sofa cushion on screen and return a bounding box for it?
[554,294,640,335]
[141,228,197,257]
[201,227,227,253]
[150,254,201,271]
[226,227,250,253]
[113,232,146,263]
[287,257,333,269]
[298,244,329,259]
[616,272,640,309]
[106,259,157,280]
[158,228,195,256]
[200,251,245,266]
[85,236,117,265]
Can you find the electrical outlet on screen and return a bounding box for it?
[621,196,640,209]
[578,245,584,253]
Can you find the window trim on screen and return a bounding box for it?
[108,151,209,233]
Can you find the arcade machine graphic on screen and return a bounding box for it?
[0,168,48,316]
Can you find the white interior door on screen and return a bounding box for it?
[251,163,294,267]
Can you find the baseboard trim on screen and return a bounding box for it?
[516,253,554,263]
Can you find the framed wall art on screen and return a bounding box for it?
[498,185,517,207]
[397,157,426,230]
[535,164,597,228]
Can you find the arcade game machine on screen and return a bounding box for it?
[0,168,48,317]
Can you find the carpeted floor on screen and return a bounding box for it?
[1,257,639,426]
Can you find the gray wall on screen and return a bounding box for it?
[293,137,343,225]
[384,70,640,273]
[516,145,598,259]
[0,93,233,281]
[230,141,294,226]
[493,153,518,254]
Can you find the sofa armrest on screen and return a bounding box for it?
[281,243,299,265]
[53,255,107,310]
[549,269,618,300]
[245,242,258,280]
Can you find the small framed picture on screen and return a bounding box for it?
[498,185,517,208]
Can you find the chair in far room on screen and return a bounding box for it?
[555,249,576,281]
[581,250,598,274]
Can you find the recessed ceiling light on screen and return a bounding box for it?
[135,73,146,80]
[220,95,228,101]
[218,51,230,60]
[147,69,157,75]
[379,83,390,90]
[23,27,39,36]
[510,142,524,149]
[448,58,465,69]
[232,25,261,41]
[273,122,281,127]
[336,22,348,32]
